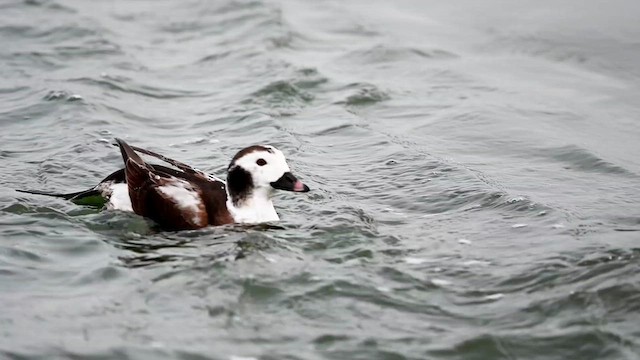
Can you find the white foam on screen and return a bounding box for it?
[404,257,427,265]
[431,278,451,286]
[462,260,491,267]
[484,293,504,300]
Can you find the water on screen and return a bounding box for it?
[1,0,640,359]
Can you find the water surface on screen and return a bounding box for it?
[1,0,640,359]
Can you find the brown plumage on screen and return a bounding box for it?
[115,138,233,230]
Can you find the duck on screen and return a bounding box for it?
[17,138,310,230]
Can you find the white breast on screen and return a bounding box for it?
[226,189,280,224]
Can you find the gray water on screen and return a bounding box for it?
[2,0,640,359]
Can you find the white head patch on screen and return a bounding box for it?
[230,145,291,189]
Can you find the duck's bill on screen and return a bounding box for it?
[271,172,310,192]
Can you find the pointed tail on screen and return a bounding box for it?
[16,188,105,207]
[15,188,86,200]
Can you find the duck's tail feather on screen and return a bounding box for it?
[16,167,128,208]
[16,188,88,200]
[16,188,106,207]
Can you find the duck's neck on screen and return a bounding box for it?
[226,187,279,224]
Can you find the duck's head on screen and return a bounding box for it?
[226,145,309,204]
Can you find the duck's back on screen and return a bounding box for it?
[117,139,234,230]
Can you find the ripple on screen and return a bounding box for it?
[14,0,74,13]
[540,145,634,176]
[428,331,622,359]
[70,265,123,286]
[252,80,312,100]
[339,44,458,65]
[292,67,329,89]
[240,77,317,116]
[70,76,206,100]
[335,82,390,106]
[0,246,46,263]
[0,24,96,42]
[43,90,83,102]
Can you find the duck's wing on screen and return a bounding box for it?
[115,141,233,226]
[116,138,209,230]
[113,142,224,183]
[186,172,234,226]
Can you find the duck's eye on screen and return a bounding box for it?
[256,158,267,166]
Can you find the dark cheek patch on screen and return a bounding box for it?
[226,166,253,205]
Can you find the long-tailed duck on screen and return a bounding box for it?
[17,139,310,230]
